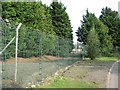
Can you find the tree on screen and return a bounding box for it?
[2,1,73,58]
[94,19,113,56]
[87,26,100,60]
[76,9,113,56]
[76,9,96,45]
[99,7,120,47]
[2,2,54,34]
[50,1,73,39]
[1,2,56,58]
[50,1,73,54]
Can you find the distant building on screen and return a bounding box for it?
[71,41,83,54]
[53,0,58,2]
[77,41,83,49]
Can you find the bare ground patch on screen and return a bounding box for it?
[62,60,115,88]
[0,55,61,64]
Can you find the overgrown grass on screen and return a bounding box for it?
[81,57,118,66]
[38,76,98,88]
[96,57,119,61]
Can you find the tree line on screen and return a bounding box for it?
[1,1,73,59]
[76,8,120,60]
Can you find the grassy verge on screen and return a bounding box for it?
[96,57,119,61]
[78,57,119,66]
[37,76,98,88]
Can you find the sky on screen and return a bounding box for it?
[41,0,120,44]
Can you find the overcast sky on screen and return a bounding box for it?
[41,0,120,44]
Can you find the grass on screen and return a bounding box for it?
[79,56,119,67]
[38,76,98,88]
[96,57,119,61]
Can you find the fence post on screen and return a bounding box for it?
[15,23,22,82]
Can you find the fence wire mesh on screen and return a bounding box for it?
[0,19,81,88]
[0,8,3,89]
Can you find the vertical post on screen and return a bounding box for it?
[15,23,22,82]
[40,32,42,57]
[57,37,59,57]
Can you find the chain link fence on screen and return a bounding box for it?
[0,20,81,88]
[0,10,3,89]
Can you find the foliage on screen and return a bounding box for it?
[76,9,96,44]
[1,1,73,59]
[99,7,120,47]
[50,1,73,53]
[2,23,72,59]
[0,18,7,60]
[50,1,73,39]
[82,45,88,58]
[94,19,113,56]
[87,26,100,60]
[76,9,113,56]
[2,2,54,34]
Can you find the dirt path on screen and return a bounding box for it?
[62,60,115,88]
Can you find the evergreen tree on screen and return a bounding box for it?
[2,2,54,34]
[1,2,55,58]
[50,1,73,54]
[99,7,120,47]
[94,19,113,56]
[1,1,73,58]
[76,9,97,44]
[50,1,73,39]
[76,9,112,56]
